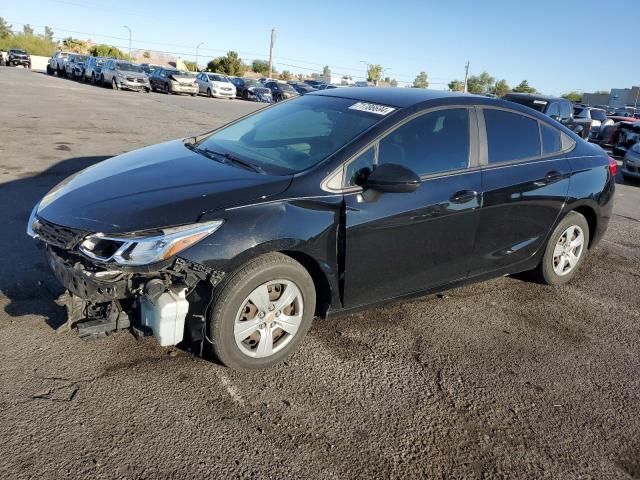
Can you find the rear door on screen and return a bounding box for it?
[470,107,573,275]
[343,107,483,308]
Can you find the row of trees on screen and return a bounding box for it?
[0,18,57,56]
[446,72,536,96]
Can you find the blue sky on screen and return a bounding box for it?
[3,0,639,95]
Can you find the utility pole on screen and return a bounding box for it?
[268,28,275,79]
[195,42,204,71]
[123,25,132,60]
[360,60,369,83]
[463,61,470,93]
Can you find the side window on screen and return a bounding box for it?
[540,123,562,154]
[546,102,560,118]
[377,108,470,175]
[345,147,375,186]
[559,102,572,121]
[484,109,541,163]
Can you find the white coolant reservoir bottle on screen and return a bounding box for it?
[141,288,189,347]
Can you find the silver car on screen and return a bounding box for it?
[195,73,236,99]
[83,56,106,84]
[621,142,640,180]
[101,60,151,92]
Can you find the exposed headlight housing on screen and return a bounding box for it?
[79,220,223,266]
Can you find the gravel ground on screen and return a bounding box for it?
[1,68,639,479]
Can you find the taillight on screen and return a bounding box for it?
[608,157,617,177]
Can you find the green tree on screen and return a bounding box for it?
[142,50,151,59]
[561,91,583,103]
[62,37,87,53]
[322,65,331,77]
[252,59,269,74]
[494,79,510,97]
[0,17,12,39]
[44,26,54,42]
[467,71,495,94]
[512,80,537,93]
[367,64,383,85]
[22,24,34,36]
[206,51,246,76]
[448,80,464,92]
[413,71,429,89]
[280,70,292,81]
[89,44,127,59]
[0,33,56,56]
[183,60,197,72]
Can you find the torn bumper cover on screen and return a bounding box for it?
[30,215,224,348]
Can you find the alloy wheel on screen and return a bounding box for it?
[552,225,585,276]
[234,280,303,358]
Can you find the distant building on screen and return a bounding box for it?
[582,86,640,107]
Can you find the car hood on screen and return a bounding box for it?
[37,140,292,234]
[211,81,234,89]
[120,71,147,79]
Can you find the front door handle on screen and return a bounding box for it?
[533,170,562,187]
[449,190,478,204]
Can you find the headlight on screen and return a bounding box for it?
[79,220,223,266]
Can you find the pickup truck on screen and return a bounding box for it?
[47,51,71,76]
[6,49,31,67]
[503,93,592,140]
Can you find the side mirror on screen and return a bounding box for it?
[366,163,421,193]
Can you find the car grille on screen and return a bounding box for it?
[32,217,87,249]
[136,78,146,83]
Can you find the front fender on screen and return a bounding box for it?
[180,197,343,308]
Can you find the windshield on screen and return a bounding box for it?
[207,74,228,82]
[280,83,296,92]
[244,79,260,88]
[117,62,143,73]
[74,55,89,62]
[573,107,587,117]
[11,49,27,54]
[197,96,386,175]
[590,109,607,121]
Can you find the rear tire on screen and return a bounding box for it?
[207,253,316,369]
[207,88,212,97]
[46,65,53,75]
[534,211,590,285]
[112,78,119,90]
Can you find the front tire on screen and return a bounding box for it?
[207,253,316,369]
[112,78,119,90]
[535,211,589,285]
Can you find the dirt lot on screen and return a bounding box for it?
[1,68,639,479]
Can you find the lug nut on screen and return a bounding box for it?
[275,311,281,317]
[268,304,275,311]
[258,312,265,318]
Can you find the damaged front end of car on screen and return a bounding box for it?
[27,205,225,354]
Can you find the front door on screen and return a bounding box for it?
[343,107,482,309]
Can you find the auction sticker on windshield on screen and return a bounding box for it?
[349,102,396,116]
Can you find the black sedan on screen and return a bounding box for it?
[27,89,615,369]
[264,81,299,101]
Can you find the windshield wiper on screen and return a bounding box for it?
[190,146,265,174]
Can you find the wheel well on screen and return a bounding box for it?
[280,251,332,318]
[572,206,597,248]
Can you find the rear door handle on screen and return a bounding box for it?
[533,170,562,187]
[449,190,478,204]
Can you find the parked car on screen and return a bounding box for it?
[614,106,635,117]
[140,63,163,75]
[101,60,150,92]
[611,120,640,157]
[264,81,299,101]
[64,54,90,80]
[47,51,70,76]
[149,68,198,95]
[503,93,592,140]
[621,142,640,180]
[303,79,324,88]
[291,83,316,95]
[596,116,640,148]
[573,106,613,142]
[83,56,105,84]
[27,89,615,369]
[229,77,274,102]
[6,48,31,68]
[196,73,236,99]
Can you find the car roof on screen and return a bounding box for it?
[309,87,474,108]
